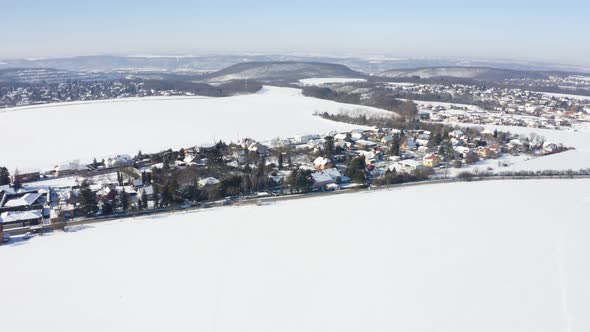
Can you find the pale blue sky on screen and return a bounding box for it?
[1,0,589,65]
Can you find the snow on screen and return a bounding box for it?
[22,176,82,190]
[1,179,590,332]
[457,123,590,173]
[299,77,367,85]
[543,92,590,101]
[0,86,388,172]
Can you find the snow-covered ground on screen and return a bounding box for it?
[542,92,590,101]
[0,86,389,172]
[454,123,590,173]
[298,77,367,85]
[1,179,589,332]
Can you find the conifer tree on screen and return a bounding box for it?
[0,167,10,186]
[79,180,98,216]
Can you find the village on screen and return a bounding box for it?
[386,82,590,129]
[0,123,571,243]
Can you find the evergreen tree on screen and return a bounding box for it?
[256,156,266,177]
[153,187,160,208]
[161,183,172,206]
[390,134,401,157]
[278,152,284,170]
[12,169,21,190]
[439,139,455,161]
[120,189,129,211]
[0,167,10,186]
[79,180,98,216]
[323,136,335,158]
[101,199,114,215]
[344,157,366,184]
[141,190,148,209]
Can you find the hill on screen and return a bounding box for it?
[203,61,364,83]
[378,66,550,81]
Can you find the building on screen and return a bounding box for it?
[422,154,441,168]
[391,159,423,174]
[0,191,47,213]
[313,157,333,170]
[0,210,43,230]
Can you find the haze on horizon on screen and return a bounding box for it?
[2,0,589,67]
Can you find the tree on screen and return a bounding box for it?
[141,190,148,209]
[390,134,401,157]
[120,189,129,211]
[101,199,114,215]
[278,152,284,170]
[344,157,366,184]
[79,180,98,216]
[438,139,455,161]
[12,169,21,190]
[288,168,313,193]
[256,156,266,177]
[323,136,335,158]
[153,187,160,208]
[117,171,124,186]
[0,167,10,186]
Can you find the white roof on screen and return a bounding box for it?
[0,185,16,195]
[198,177,220,187]
[398,159,421,167]
[311,172,333,184]
[3,193,43,208]
[0,210,42,223]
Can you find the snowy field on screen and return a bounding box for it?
[298,77,367,85]
[542,92,590,101]
[0,86,390,172]
[456,123,590,173]
[1,179,589,332]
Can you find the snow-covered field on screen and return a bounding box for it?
[456,123,590,173]
[0,86,389,172]
[542,92,590,101]
[299,77,367,85]
[1,179,589,332]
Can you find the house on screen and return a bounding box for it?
[137,185,155,203]
[0,191,47,213]
[293,134,317,144]
[198,177,220,187]
[311,168,345,190]
[313,157,333,170]
[543,142,559,154]
[105,155,133,168]
[391,159,423,174]
[248,142,269,155]
[422,154,440,168]
[0,210,43,230]
[477,146,498,159]
[355,140,378,149]
[311,172,333,189]
[13,171,40,184]
[54,161,86,176]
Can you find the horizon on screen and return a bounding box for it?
[2,0,589,67]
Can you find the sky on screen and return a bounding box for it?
[1,0,589,66]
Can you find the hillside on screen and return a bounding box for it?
[204,61,365,83]
[378,66,550,81]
